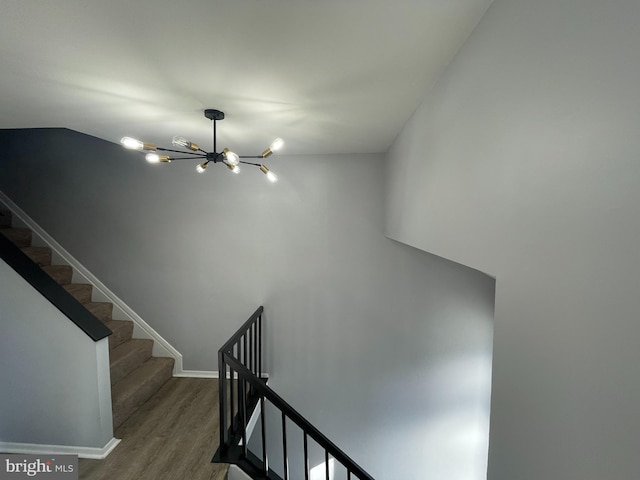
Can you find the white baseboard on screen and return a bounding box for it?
[0,438,121,460]
[174,370,219,378]
[173,371,270,379]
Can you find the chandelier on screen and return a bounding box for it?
[120,109,283,182]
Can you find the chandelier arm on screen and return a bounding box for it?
[238,160,262,166]
[168,156,208,160]
[157,147,204,156]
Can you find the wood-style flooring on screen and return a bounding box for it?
[79,378,229,480]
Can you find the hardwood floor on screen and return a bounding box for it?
[79,378,229,480]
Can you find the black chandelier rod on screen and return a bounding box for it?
[166,157,268,164]
[156,147,204,156]
[213,118,217,154]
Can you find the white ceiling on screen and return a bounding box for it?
[0,0,492,156]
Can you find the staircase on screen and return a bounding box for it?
[0,207,174,430]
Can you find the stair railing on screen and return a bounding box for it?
[0,229,111,342]
[214,306,375,480]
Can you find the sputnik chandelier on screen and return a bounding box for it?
[120,109,283,182]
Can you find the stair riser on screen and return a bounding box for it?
[110,340,153,385]
[63,284,93,303]
[84,302,113,322]
[21,247,52,266]
[0,210,12,228]
[1,228,32,247]
[42,265,73,285]
[107,321,134,350]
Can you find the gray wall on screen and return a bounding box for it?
[257,158,495,479]
[0,259,113,448]
[0,128,494,478]
[385,0,640,479]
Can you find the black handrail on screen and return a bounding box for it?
[213,306,374,480]
[0,231,111,342]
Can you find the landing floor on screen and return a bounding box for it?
[79,378,228,480]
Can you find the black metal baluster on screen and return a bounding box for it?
[261,396,268,475]
[229,364,235,436]
[303,433,309,480]
[347,470,351,480]
[258,314,262,377]
[282,412,289,480]
[231,344,238,434]
[243,333,248,370]
[325,450,330,480]
[245,330,250,398]
[240,376,247,457]
[246,327,253,380]
[253,321,258,375]
[218,351,227,453]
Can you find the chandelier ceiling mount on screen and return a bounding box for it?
[204,109,225,121]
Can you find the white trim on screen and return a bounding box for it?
[173,370,270,379]
[0,191,184,375]
[0,438,121,460]
[238,401,261,447]
[227,465,253,480]
[174,370,219,379]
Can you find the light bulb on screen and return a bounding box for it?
[172,136,199,151]
[196,161,208,173]
[172,136,189,147]
[223,148,239,166]
[121,137,143,150]
[227,164,241,174]
[146,154,170,163]
[260,164,278,183]
[261,138,284,158]
[270,138,284,152]
[121,137,156,151]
